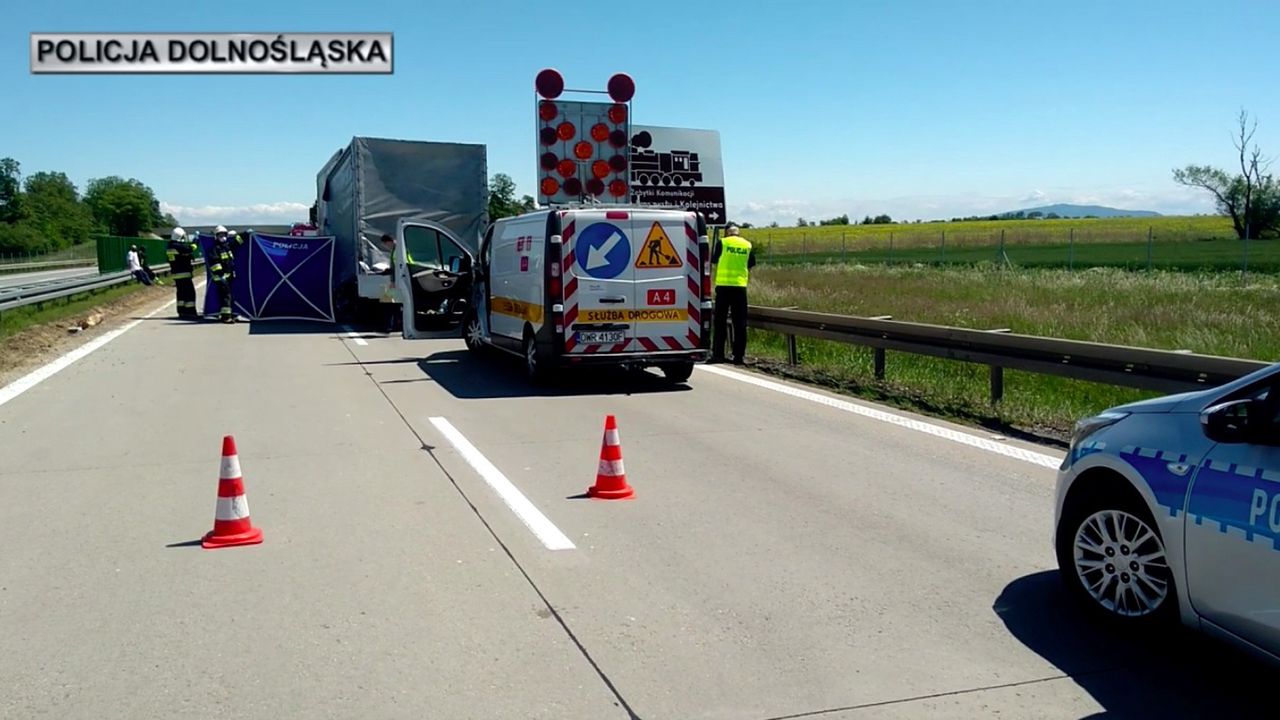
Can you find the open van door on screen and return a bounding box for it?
[395,219,475,339]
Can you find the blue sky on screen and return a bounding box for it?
[3,0,1278,226]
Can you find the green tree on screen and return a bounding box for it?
[0,157,22,224]
[22,171,95,249]
[488,173,535,221]
[1173,110,1280,239]
[0,223,44,255]
[84,176,161,236]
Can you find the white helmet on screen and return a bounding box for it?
[171,227,187,241]
[214,224,228,235]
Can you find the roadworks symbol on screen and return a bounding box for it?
[635,222,682,269]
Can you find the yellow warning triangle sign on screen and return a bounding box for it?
[635,222,682,269]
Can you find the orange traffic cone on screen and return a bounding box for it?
[202,435,264,549]
[588,415,634,500]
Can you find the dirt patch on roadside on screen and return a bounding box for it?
[0,285,176,388]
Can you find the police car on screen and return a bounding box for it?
[1055,360,1280,664]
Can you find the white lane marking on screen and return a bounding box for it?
[429,417,576,551]
[0,285,198,410]
[697,365,1064,469]
[341,325,369,346]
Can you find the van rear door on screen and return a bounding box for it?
[562,210,636,354]
[627,210,702,353]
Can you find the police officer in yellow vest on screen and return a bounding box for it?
[711,224,756,365]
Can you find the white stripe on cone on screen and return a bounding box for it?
[604,429,620,446]
[220,455,242,480]
[598,459,625,477]
[215,495,251,521]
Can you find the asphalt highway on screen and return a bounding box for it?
[0,289,1272,719]
[0,266,97,291]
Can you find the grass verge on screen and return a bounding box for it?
[0,282,154,339]
[743,264,1280,441]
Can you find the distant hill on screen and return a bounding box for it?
[1004,204,1161,219]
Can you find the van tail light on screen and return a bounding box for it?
[699,238,711,299]
[548,235,565,349]
[549,260,562,298]
[548,236,563,299]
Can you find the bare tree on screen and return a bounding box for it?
[1174,110,1278,239]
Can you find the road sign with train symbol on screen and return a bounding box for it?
[629,125,727,226]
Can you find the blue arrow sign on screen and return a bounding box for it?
[576,222,631,280]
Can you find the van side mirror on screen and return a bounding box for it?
[1201,399,1257,444]
[450,256,471,274]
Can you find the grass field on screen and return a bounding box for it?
[744,214,1235,253]
[743,264,1280,439]
[762,237,1279,273]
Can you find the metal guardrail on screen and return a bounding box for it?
[747,306,1273,402]
[0,262,197,313]
[0,259,98,274]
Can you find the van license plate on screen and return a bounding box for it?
[577,330,625,345]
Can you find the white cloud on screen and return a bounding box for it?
[1023,189,1049,203]
[161,201,310,225]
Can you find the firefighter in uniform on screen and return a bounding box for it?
[167,227,199,319]
[711,224,756,365]
[209,225,244,324]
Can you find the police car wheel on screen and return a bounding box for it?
[1057,494,1174,623]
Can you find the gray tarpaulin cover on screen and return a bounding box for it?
[316,136,488,289]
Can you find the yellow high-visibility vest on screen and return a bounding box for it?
[714,236,752,287]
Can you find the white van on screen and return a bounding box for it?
[403,206,711,382]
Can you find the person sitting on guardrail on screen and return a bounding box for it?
[137,245,163,285]
[126,245,153,286]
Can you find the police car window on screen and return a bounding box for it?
[402,226,443,269]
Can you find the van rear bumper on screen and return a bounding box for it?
[555,349,707,367]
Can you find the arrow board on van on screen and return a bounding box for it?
[635,222,682,269]
[577,222,631,280]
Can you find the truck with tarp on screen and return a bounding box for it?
[314,136,488,320]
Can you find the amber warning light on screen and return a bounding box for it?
[535,68,633,206]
